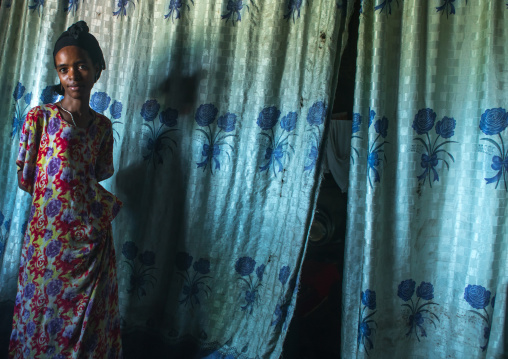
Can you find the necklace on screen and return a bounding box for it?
[58,102,95,128]
[58,102,77,127]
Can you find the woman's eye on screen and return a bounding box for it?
[59,68,67,73]
[79,65,88,70]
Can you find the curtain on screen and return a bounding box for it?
[0,0,354,357]
[344,1,507,358]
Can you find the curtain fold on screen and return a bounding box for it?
[0,0,353,357]
[344,1,507,358]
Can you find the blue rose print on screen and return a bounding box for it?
[121,241,138,260]
[176,252,212,308]
[122,241,158,298]
[257,107,297,175]
[284,0,303,23]
[367,110,389,187]
[304,101,327,171]
[0,211,11,257]
[40,85,62,105]
[304,145,317,170]
[357,289,377,355]
[368,109,375,127]
[280,112,298,132]
[352,112,361,134]
[193,258,210,274]
[109,100,123,120]
[64,0,79,13]
[271,266,293,332]
[113,0,135,17]
[464,284,496,351]
[361,289,377,309]
[160,107,178,127]
[28,0,44,15]
[374,116,388,138]
[221,0,252,25]
[412,109,458,187]
[256,264,266,281]
[278,265,290,285]
[436,0,457,18]
[90,92,111,114]
[165,0,194,22]
[412,108,436,135]
[195,104,237,173]
[11,82,32,140]
[257,106,280,130]
[307,101,326,126]
[141,99,179,168]
[479,108,508,190]
[89,91,124,143]
[235,256,255,276]
[235,257,266,314]
[398,279,440,341]
[141,99,160,122]
[397,279,415,302]
[374,0,399,14]
[415,281,434,300]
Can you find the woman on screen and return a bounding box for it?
[10,21,123,358]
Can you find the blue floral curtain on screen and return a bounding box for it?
[0,0,354,357]
[344,1,507,358]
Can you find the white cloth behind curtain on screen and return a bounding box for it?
[325,115,351,192]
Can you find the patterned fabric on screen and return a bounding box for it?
[0,0,353,357]
[343,1,507,358]
[9,105,123,358]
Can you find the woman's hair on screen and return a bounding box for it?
[52,21,106,96]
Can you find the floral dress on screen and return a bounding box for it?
[9,104,123,359]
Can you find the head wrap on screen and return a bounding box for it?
[53,21,106,85]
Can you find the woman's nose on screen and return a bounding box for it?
[68,67,81,80]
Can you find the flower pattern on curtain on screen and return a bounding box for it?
[0,0,353,358]
[344,1,507,358]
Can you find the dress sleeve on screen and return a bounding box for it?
[95,122,115,182]
[16,107,41,194]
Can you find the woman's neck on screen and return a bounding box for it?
[60,96,91,116]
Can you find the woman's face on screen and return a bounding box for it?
[54,46,98,100]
